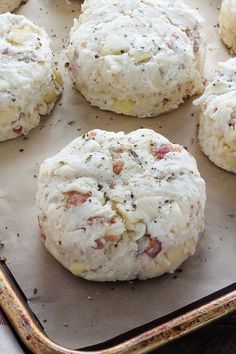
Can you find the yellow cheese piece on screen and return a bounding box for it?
[44,89,58,104]
[129,51,151,64]
[112,98,135,114]
[7,27,31,45]
[165,242,188,270]
[70,260,86,275]
[53,69,63,87]
[0,107,18,125]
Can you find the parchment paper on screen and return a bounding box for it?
[0,0,235,349]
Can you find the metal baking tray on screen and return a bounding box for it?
[0,0,235,352]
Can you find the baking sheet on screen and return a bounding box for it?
[0,0,235,349]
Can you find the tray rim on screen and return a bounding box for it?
[0,260,235,354]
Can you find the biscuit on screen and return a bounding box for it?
[37,129,206,281]
[67,0,205,118]
[220,0,236,53]
[194,58,236,173]
[0,13,62,141]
